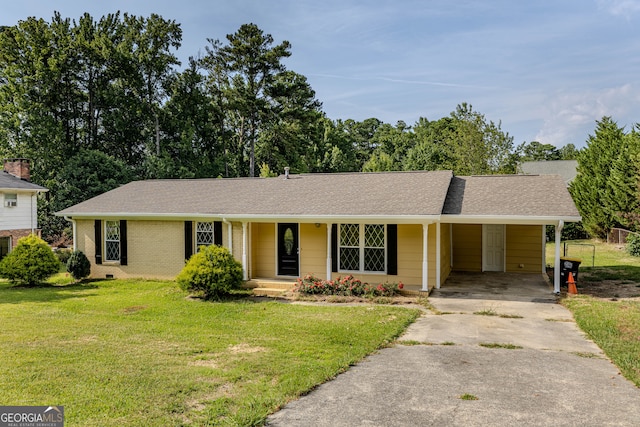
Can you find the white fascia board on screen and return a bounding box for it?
[0,187,47,193]
[54,212,441,224]
[440,214,582,225]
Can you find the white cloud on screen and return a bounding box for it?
[597,0,640,16]
[534,84,640,146]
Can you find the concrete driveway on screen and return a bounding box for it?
[266,273,640,426]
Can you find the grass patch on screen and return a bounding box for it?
[473,308,497,316]
[440,341,456,346]
[396,340,423,346]
[562,296,640,387]
[0,279,419,426]
[499,313,524,319]
[571,351,602,359]
[479,343,523,350]
[459,393,479,400]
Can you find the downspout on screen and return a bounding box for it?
[554,220,564,294]
[31,193,35,233]
[64,216,77,251]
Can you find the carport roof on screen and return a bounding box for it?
[442,175,580,220]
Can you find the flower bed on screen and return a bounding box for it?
[294,274,404,297]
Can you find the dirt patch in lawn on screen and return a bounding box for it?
[548,270,640,300]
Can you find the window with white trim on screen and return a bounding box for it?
[338,224,386,273]
[105,221,120,262]
[196,221,215,250]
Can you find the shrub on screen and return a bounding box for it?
[626,233,640,257]
[55,248,72,265]
[66,250,91,280]
[0,234,60,286]
[294,274,404,297]
[176,245,243,299]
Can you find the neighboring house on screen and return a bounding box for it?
[56,170,580,293]
[519,160,578,186]
[0,159,48,259]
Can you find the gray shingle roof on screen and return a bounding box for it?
[442,175,580,217]
[0,171,47,191]
[57,171,580,221]
[57,170,454,218]
[519,160,578,184]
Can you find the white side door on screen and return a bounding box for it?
[483,224,505,272]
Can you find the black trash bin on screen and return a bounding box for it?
[560,257,581,286]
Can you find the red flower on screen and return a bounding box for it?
[398,282,404,289]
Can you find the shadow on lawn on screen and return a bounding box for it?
[0,281,99,304]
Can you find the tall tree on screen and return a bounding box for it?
[570,117,626,238]
[202,23,291,177]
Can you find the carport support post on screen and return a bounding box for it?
[242,222,248,281]
[554,220,564,294]
[422,223,429,291]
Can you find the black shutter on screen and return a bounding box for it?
[387,224,397,275]
[94,220,102,265]
[331,224,338,272]
[214,221,223,246]
[184,221,193,260]
[119,220,128,266]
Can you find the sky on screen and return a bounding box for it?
[3,0,640,148]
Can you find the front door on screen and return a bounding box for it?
[277,223,299,276]
[483,224,505,272]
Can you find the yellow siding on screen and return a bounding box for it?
[251,223,275,278]
[505,224,543,273]
[300,223,326,277]
[76,219,185,279]
[452,224,482,271]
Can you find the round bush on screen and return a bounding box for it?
[626,233,640,257]
[0,234,60,286]
[66,250,91,280]
[176,245,243,299]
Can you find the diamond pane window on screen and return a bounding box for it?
[196,222,214,250]
[338,224,386,273]
[105,221,120,262]
[340,224,359,247]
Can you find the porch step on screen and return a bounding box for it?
[398,288,430,297]
[243,279,297,297]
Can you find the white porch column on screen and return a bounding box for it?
[242,222,248,281]
[326,223,333,280]
[554,220,564,294]
[436,222,441,289]
[226,221,233,254]
[422,223,429,291]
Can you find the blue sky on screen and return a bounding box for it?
[3,0,640,148]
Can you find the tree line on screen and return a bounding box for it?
[0,13,578,241]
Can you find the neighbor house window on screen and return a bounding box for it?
[105,221,120,262]
[4,193,17,207]
[338,224,386,273]
[196,222,215,249]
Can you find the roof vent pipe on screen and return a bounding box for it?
[284,167,290,179]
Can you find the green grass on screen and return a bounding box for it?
[0,279,419,426]
[459,393,479,400]
[479,343,523,349]
[563,296,640,387]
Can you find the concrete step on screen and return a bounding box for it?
[252,287,290,297]
[243,279,297,291]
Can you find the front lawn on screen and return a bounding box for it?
[563,296,640,388]
[0,279,419,426]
